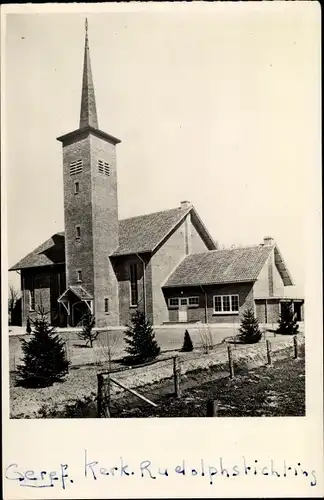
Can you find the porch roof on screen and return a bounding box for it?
[58,285,93,303]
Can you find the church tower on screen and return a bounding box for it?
[57,20,120,326]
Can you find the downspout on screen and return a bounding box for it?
[136,254,146,320]
[200,285,208,324]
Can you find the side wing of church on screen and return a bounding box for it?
[10,22,304,328]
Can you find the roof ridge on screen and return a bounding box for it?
[119,205,185,222]
[184,244,271,257]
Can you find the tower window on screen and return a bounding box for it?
[104,298,109,313]
[77,270,82,282]
[74,181,80,194]
[98,160,110,176]
[70,159,83,176]
[129,263,138,307]
[76,226,81,239]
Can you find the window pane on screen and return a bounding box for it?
[214,296,222,311]
[180,298,188,305]
[223,296,231,311]
[189,297,199,306]
[231,295,239,311]
[169,298,178,306]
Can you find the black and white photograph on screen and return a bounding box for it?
[2,3,323,499]
[4,7,316,421]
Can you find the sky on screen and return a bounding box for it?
[3,5,321,296]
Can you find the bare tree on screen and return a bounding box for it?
[98,328,122,370]
[8,284,20,325]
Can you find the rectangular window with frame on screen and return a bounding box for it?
[129,263,138,307]
[104,298,109,313]
[213,294,239,314]
[76,226,81,240]
[77,270,82,282]
[74,181,80,194]
[188,296,199,307]
[168,298,179,308]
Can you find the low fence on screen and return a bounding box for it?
[97,334,302,418]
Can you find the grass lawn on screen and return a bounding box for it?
[8,326,241,371]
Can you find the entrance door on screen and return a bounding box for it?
[178,298,188,322]
[72,301,89,327]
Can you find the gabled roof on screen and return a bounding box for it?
[58,285,93,302]
[9,232,65,271]
[111,205,216,256]
[163,244,293,287]
[9,205,217,270]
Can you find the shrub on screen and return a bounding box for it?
[26,317,32,335]
[181,330,194,352]
[238,308,262,344]
[277,302,299,335]
[16,307,69,388]
[124,310,160,365]
[76,312,98,348]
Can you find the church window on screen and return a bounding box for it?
[98,160,110,176]
[74,181,80,194]
[29,278,35,311]
[76,226,81,239]
[69,159,83,175]
[129,263,138,307]
[104,298,109,313]
[77,270,82,282]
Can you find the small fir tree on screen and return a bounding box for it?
[181,330,194,352]
[76,312,98,348]
[17,307,69,388]
[26,317,32,335]
[277,302,299,335]
[238,308,262,344]
[124,310,160,364]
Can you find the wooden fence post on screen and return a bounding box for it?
[97,373,103,418]
[173,356,181,398]
[293,335,298,359]
[206,399,218,417]
[227,345,234,378]
[104,373,111,418]
[266,340,272,366]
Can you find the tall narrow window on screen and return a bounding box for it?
[29,278,35,311]
[104,298,109,313]
[76,226,81,240]
[77,270,82,282]
[74,181,80,194]
[129,263,138,307]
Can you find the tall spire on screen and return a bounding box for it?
[79,18,98,129]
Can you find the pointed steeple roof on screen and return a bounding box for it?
[79,18,98,129]
[57,19,121,146]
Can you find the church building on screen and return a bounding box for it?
[10,23,304,328]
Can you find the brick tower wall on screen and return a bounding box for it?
[62,131,119,327]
